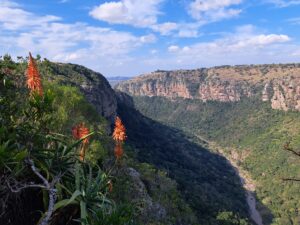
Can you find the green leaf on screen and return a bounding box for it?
[54,190,82,211]
[15,150,27,161]
[68,132,95,151]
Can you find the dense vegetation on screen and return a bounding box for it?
[5,53,298,225]
[0,55,195,225]
[130,95,300,225]
[117,95,251,225]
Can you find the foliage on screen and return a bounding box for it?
[0,56,125,225]
[131,95,300,225]
[117,99,251,225]
[216,211,249,225]
[0,55,199,225]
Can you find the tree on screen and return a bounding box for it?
[216,212,249,225]
[283,142,300,182]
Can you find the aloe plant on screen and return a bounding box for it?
[54,162,112,225]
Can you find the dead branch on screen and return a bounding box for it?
[6,180,45,193]
[282,178,300,182]
[26,158,60,225]
[5,158,61,225]
[283,142,300,157]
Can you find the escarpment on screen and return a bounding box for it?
[47,63,117,121]
[116,64,300,111]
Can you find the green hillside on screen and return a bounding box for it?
[0,55,195,225]
[130,95,300,225]
[3,54,298,225]
[117,94,252,225]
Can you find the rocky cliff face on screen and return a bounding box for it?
[263,77,300,111]
[116,64,300,111]
[49,63,117,121]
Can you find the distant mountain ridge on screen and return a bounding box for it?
[107,76,132,87]
[116,63,300,111]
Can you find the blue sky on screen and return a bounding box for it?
[1,0,300,77]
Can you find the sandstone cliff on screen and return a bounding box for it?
[115,64,300,111]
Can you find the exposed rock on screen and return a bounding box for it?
[271,82,289,111]
[116,69,253,102]
[80,79,116,122]
[49,63,117,122]
[116,64,300,111]
[261,82,271,102]
[271,78,300,111]
[125,168,167,223]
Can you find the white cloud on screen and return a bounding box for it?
[151,21,202,38]
[0,2,157,76]
[0,4,61,30]
[161,25,293,69]
[1,1,299,77]
[178,29,199,38]
[140,34,157,43]
[168,45,180,52]
[266,0,300,7]
[0,0,19,7]
[170,26,290,54]
[190,0,242,11]
[177,23,202,38]
[188,0,243,22]
[151,22,179,35]
[89,0,164,27]
[89,0,238,38]
[232,34,290,48]
[89,1,201,38]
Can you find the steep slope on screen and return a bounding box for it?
[117,93,252,225]
[43,62,117,121]
[0,57,197,225]
[44,62,199,225]
[116,64,300,111]
[116,65,300,225]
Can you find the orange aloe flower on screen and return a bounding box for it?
[72,123,90,144]
[112,116,127,142]
[26,52,43,96]
[114,143,124,160]
[72,123,90,161]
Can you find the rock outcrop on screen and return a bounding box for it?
[116,64,300,111]
[268,78,300,111]
[125,168,167,223]
[49,63,117,121]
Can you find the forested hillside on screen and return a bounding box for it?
[116,64,300,225]
[117,93,252,225]
[0,54,196,225]
[127,95,300,225]
[3,53,298,225]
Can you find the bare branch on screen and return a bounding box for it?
[26,158,60,225]
[282,143,300,182]
[4,158,64,225]
[6,180,45,193]
[26,158,50,188]
[283,143,300,157]
[282,178,300,182]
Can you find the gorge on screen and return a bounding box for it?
[115,63,300,225]
[1,58,299,225]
